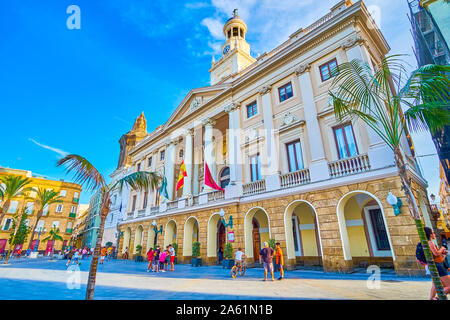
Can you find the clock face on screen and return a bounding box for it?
[223,45,230,55]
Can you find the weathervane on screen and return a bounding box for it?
[233,9,238,18]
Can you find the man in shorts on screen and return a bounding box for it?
[99,247,107,265]
[274,242,284,280]
[168,244,176,271]
[234,248,246,269]
[259,241,275,281]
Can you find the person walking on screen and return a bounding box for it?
[153,246,161,272]
[123,247,129,260]
[146,247,154,272]
[159,249,168,273]
[99,247,107,265]
[217,247,224,265]
[106,246,113,261]
[168,244,176,271]
[82,247,87,259]
[72,249,80,265]
[425,227,450,299]
[259,242,275,282]
[274,242,284,280]
[66,249,75,266]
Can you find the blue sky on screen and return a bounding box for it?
[0,0,441,204]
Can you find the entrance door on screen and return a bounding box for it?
[252,219,260,261]
[0,239,7,254]
[368,208,390,251]
[292,215,302,256]
[45,241,53,255]
[217,222,226,253]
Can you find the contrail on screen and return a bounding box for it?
[28,138,69,158]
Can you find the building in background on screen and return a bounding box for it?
[117,1,434,276]
[80,191,102,249]
[101,113,147,248]
[0,167,82,255]
[71,203,89,248]
[408,0,450,195]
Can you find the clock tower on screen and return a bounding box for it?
[209,9,256,85]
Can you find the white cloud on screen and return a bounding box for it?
[201,18,224,40]
[29,138,69,158]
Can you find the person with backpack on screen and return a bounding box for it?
[423,227,450,299]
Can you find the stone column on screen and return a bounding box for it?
[224,102,243,199]
[183,128,194,198]
[259,86,281,191]
[203,118,216,192]
[342,35,394,169]
[296,63,330,181]
[164,140,177,201]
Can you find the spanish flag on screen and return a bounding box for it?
[176,160,187,191]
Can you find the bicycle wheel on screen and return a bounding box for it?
[240,265,246,277]
[231,266,238,279]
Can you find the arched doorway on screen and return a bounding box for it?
[164,220,177,248]
[244,207,270,260]
[183,216,199,257]
[284,200,322,268]
[134,225,144,253]
[337,191,394,268]
[217,221,226,254]
[122,227,131,254]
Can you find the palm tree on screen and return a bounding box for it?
[57,154,160,300]
[329,55,450,299]
[4,208,30,264]
[27,188,63,252]
[42,227,63,260]
[0,175,32,227]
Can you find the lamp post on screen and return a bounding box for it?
[387,191,403,216]
[220,208,233,243]
[152,220,163,245]
[34,227,46,253]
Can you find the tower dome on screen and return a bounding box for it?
[223,9,248,41]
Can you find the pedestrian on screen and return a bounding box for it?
[159,249,168,273]
[82,247,87,259]
[100,247,107,265]
[123,247,129,260]
[66,249,75,266]
[153,246,161,272]
[106,246,113,260]
[234,247,246,269]
[16,248,22,259]
[26,248,31,257]
[425,227,450,299]
[72,250,80,265]
[146,247,154,272]
[217,247,224,265]
[259,241,275,282]
[168,244,176,271]
[274,242,284,280]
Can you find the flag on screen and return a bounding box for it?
[119,202,122,213]
[159,175,169,200]
[176,160,187,191]
[204,161,224,191]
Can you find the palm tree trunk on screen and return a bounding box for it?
[394,147,447,300]
[85,205,109,300]
[4,213,23,264]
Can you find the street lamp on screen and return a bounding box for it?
[152,220,163,245]
[34,227,46,253]
[387,191,402,216]
[220,209,233,243]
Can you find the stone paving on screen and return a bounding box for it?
[0,257,432,300]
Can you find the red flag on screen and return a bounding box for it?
[204,161,224,191]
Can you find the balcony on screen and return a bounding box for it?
[328,154,371,178]
[127,212,133,220]
[69,213,76,218]
[150,206,159,215]
[280,169,310,189]
[72,198,79,204]
[243,180,266,196]
[138,209,145,217]
[208,190,225,201]
[167,200,178,211]
[66,228,72,233]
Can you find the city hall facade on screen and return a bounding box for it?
[114,0,435,275]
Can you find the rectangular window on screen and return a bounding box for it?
[25,202,34,214]
[3,218,12,231]
[319,58,338,82]
[278,82,293,102]
[137,163,141,172]
[160,150,165,161]
[246,101,257,118]
[333,123,358,159]
[148,157,153,168]
[250,153,261,182]
[59,190,67,197]
[286,140,304,172]
[369,208,390,250]
[35,220,45,231]
[70,206,76,213]
[52,221,60,229]
[43,204,49,216]
[8,201,18,214]
[74,192,79,199]
[56,204,63,213]
[132,195,137,211]
[143,191,148,209]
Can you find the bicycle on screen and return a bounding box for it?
[231,259,246,279]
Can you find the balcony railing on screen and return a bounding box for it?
[69,213,76,218]
[127,212,133,219]
[280,169,310,189]
[243,180,266,196]
[192,195,199,205]
[72,198,79,204]
[150,206,159,215]
[138,209,145,217]
[66,228,72,233]
[328,154,371,178]
[167,200,178,211]
[208,190,225,201]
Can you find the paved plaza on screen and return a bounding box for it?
[0,257,433,300]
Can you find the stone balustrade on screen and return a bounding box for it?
[242,180,266,196]
[280,168,311,189]
[208,190,225,201]
[328,153,371,178]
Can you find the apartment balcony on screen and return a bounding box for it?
[243,180,266,196]
[65,228,72,234]
[138,209,145,218]
[280,169,310,189]
[328,154,371,178]
[72,198,79,204]
[127,212,133,220]
[69,213,76,219]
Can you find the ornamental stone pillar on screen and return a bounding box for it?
[183,128,194,198]
[224,102,243,199]
[164,140,177,201]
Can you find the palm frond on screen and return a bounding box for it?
[57,155,106,192]
[111,171,161,193]
[0,175,32,199]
